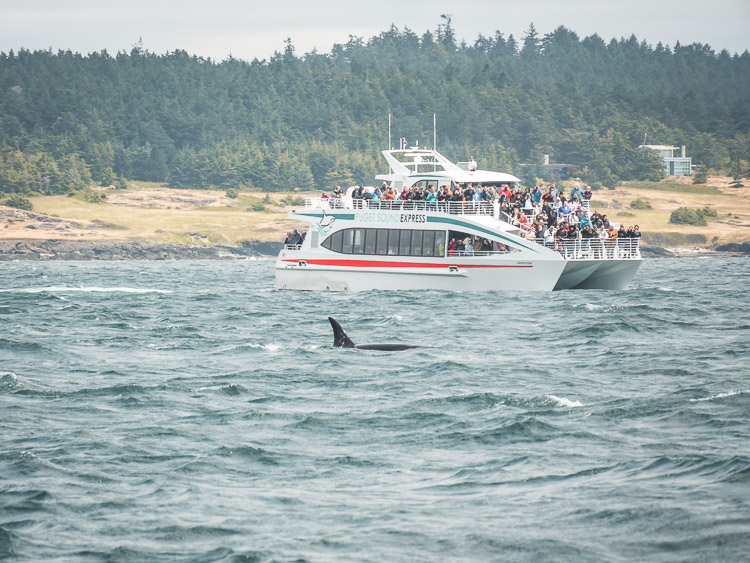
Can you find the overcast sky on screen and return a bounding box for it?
[2,0,749,61]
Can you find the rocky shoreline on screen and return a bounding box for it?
[0,239,283,261]
[0,238,747,261]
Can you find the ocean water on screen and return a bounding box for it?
[1,257,749,561]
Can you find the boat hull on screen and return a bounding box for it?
[554,259,641,290]
[275,255,568,291]
[274,199,642,292]
[275,252,641,292]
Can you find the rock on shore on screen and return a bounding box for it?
[640,245,675,258]
[714,241,750,254]
[2,238,691,260]
[0,239,282,261]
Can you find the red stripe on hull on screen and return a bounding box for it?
[282,259,532,269]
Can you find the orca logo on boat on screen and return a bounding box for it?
[316,211,336,237]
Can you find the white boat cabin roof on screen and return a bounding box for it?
[375,148,520,189]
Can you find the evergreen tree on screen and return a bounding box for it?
[521,23,540,58]
[0,20,747,193]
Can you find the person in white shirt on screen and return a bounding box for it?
[463,237,474,255]
[597,225,608,258]
[467,157,478,171]
[544,225,555,247]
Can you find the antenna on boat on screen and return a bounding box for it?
[388,113,392,150]
[433,113,437,150]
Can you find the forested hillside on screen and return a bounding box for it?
[1,20,748,195]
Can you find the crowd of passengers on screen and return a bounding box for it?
[447,235,507,255]
[283,228,306,247]
[502,182,642,245]
[326,181,594,209]
[322,181,641,245]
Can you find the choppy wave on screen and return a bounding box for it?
[194,384,249,396]
[689,390,749,403]
[0,371,20,391]
[548,395,584,408]
[1,257,749,561]
[0,286,171,294]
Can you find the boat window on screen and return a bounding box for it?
[327,230,343,253]
[411,179,435,191]
[321,228,452,257]
[387,230,399,255]
[376,229,389,255]
[364,229,377,254]
[434,231,446,257]
[398,230,412,256]
[410,231,424,256]
[352,229,364,254]
[422,231,434,256]
[341,228,354,253]
[448,230,518,253]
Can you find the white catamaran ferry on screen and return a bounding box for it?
[275,149,641,291]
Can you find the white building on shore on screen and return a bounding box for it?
[638,144,692,176]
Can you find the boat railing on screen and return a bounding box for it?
[304,197,494,216]
[283,244,302,251]
[530,237,641,260]
[305,197,592,216]
[447,249,513,257]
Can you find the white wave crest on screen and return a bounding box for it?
[689,390,748,403]
[0,286,172,294]
[549,395,584,408]
[262,344,281,351]
[584,303,606,311]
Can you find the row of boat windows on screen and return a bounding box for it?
[322,228,447,257]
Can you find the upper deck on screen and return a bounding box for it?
[295,197,640,261]
[375,148,521,190]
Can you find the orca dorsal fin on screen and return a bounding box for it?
[329,317,355,348]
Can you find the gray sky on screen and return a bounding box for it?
[2,0,749,61]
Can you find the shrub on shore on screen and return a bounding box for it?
[2,195,33,211]
[630,198,652,210]
[669,206,718,226]
[280,194,305,206]
[69,187,107,203]
[692,168,708,184]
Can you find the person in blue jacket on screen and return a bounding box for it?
[570,182,584,202]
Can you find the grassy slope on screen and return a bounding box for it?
[580,176,750,246]
[25,185,308,244]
